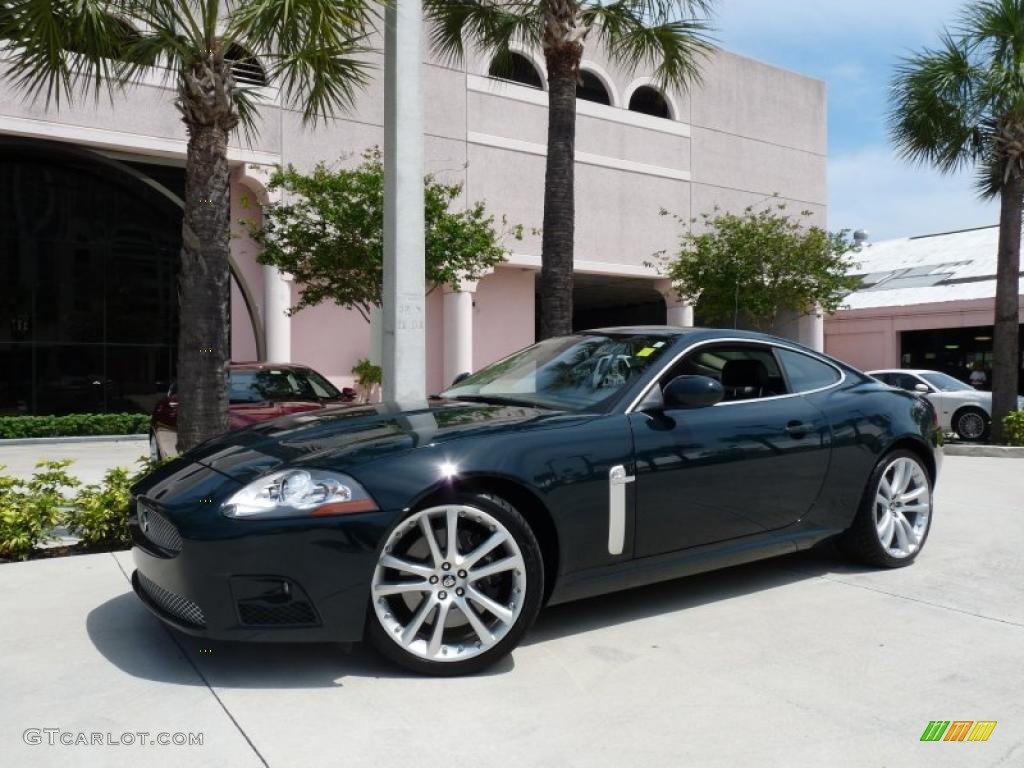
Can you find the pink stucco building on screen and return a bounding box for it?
[825,226,1024,391]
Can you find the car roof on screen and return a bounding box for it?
[228,361,310,371]
[583,326,803,345]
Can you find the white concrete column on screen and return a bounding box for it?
[798,304,825,352]
[443,281,477,386]
[382,0,426,403]
[263,266,292,362]
[655,278,694,327]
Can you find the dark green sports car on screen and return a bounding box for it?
[130,327,941,675]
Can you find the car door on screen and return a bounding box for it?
[629,342,833,557]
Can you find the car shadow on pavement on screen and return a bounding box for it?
[86,592,513,686]
[526,542,874,646]
[88,543,868,685]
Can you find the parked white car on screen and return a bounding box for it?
[868,369,1024,441]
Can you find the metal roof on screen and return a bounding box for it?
[840,225,1024,310]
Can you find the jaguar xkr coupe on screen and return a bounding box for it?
[130,328,941,675]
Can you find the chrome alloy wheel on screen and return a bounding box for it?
[874,457,931,558]
[371,504,527,662]
[956,411,986,440]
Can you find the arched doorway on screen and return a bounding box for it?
[0,139,256,415]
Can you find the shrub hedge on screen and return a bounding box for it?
[0,457,167,561]
[1004,410,1024,447]
[0,413,149,439]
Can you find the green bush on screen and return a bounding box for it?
[0,461,80,560]
[67,457,170,551]
[70,467,134,550]
[0,413,150,439]
[1004,410,1024,447]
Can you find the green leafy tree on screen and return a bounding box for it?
[889,0,1024,442]
[253,148,522,320]
[423,0,713,339]
[656,203,859,332]
[2,0,377,451]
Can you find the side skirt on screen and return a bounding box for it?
[547,525,838,606]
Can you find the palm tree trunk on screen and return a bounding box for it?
[991,172,1022,443]
[175,123,232,452]
[539,42,581,339]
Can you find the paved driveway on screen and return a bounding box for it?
[0,437,148,485]
[0,456,1021,767]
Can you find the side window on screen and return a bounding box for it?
[874,373,895,386]
[776,349,841,393]
[662,344,788,402]
[893,373,921,392]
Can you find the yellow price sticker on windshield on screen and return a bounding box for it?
[636,347,656,357]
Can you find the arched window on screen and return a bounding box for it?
[628,85,671,119]
[577,70,611,105]
[488,52,543,89]
[224,44,268,87]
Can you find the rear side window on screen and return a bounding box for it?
[776,349,841,393]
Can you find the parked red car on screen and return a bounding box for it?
[150,362,357,459]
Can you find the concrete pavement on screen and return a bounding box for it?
[0,437,148,484]
[0,455,1021,767]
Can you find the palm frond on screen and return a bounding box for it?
[888,32,988,174]
[422,1,541,66]
[581,0,714,91]
[227,0,378,125]
[2,0,136,104]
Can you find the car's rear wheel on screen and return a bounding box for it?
[952,406,989,442]
[365,493,544,675]
[149,431,161,461]
[840,450,933,568]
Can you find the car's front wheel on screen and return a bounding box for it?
[841,450,933,568]
[365,493,544,675]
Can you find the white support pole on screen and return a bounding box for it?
[263,265,292,362]
[443,283,476,386]
[382,0,426,403]
[798,304,825,352]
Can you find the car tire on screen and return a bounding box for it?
[840,449,934,568]
[952,407,989,442]
[365,492,544,676]
[149,431,161,462]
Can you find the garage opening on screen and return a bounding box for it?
[535,273,666,335]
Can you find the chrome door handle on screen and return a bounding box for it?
[608,464,634,555]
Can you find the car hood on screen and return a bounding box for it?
[182,399,561,484]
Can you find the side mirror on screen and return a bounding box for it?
[662,375,724,410]
[914,383,930,394]
[451,371,471,386]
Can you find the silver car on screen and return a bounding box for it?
[868,368,1024,441]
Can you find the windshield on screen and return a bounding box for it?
[919,372,973,392]
[439,333,673,411]
[229,368,341,403]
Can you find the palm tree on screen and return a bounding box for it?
[890,0,1024,443]
[424,0,713,339]
[2,0,375,450]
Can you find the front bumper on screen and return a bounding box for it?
[130,498,397,643]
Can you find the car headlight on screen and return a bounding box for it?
[222,469,378,519]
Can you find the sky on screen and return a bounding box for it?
[712,0,999,241]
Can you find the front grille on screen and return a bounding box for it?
[238,600,317,626]
[137,571,206,628]
[137,498,182,553]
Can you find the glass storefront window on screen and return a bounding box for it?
[0,141,183,415]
